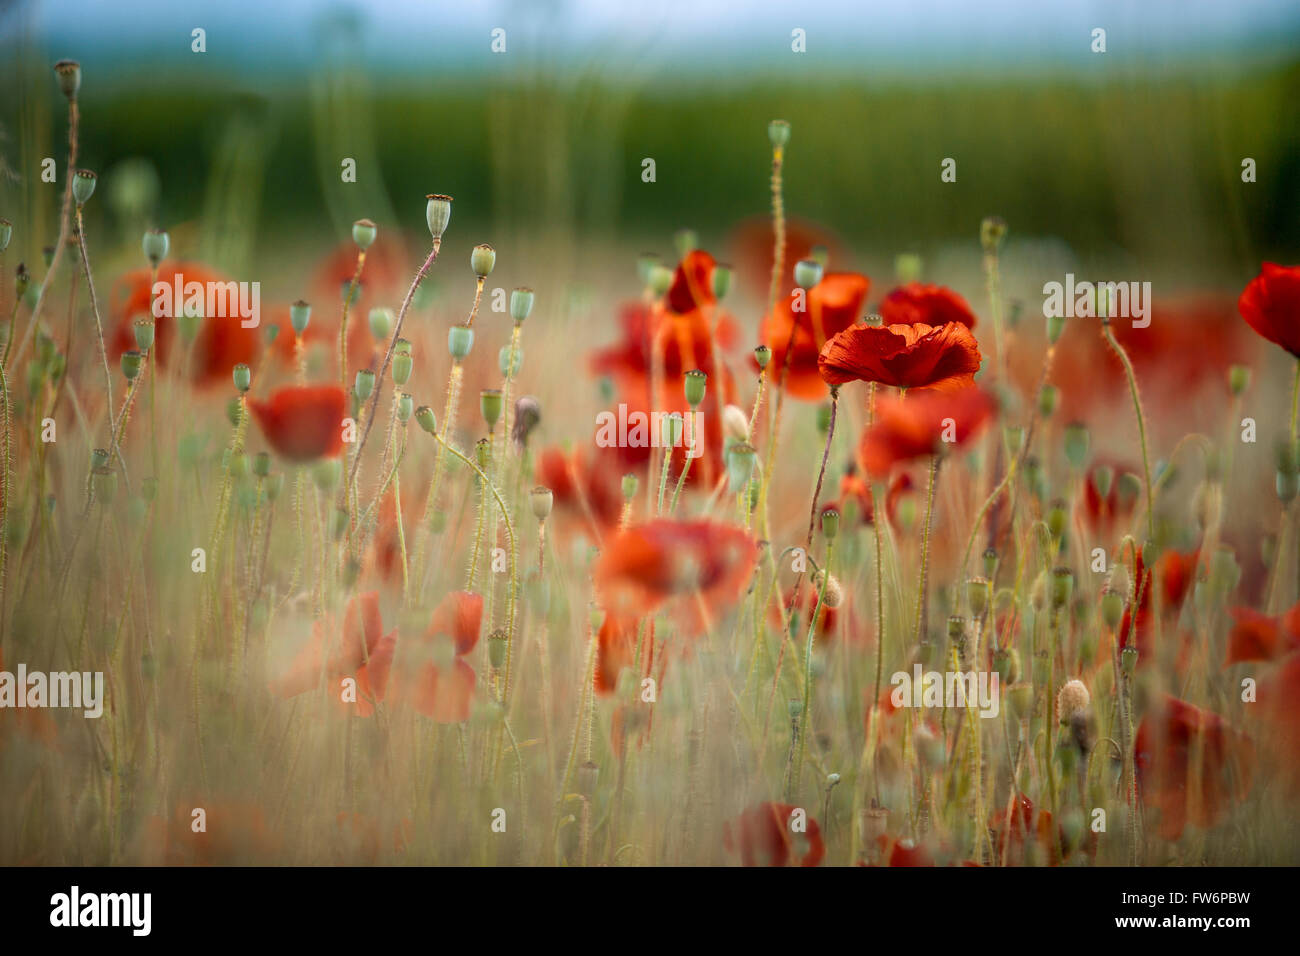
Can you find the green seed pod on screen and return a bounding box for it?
[448,324,474,360]
[354,369,375,402]
[1046,499,1068,540]
[754,344,771,370]
[253,451,271,478]
[684,368,707,408]
[54,59,81,100]
[229,452,250,479]
[992,647,1020,684]
[821,507,840,541]
[480,389,503,430]
[725,442,757,494]
[1050,566,1074,609]
[92,466,116,503]
[509,287,534,323]
[1276,440,1300,477]
[312,458,341,492]
[793,258,823,290]
[471,243,496,278]
[119,349,142,380]
[1209,547,1240,596]
[947,614,966,642]
[1007,682,1034,720]
[232,362,251,393]
[1037,384,1059,419]
[982,547,999,580]
[486,629,508,670]
[968,577,990,616]
[351,218,377,250]
[621,473,638,500]
[368,307,394,341]
[133,318,155,352]
[912,640,933,667]
[1120,644,1138,678]
[0,219,13,253]
[711,263,732,300]
[648,264,673,298]
[72,169,97,205]
[290,300,311,335]
[1091,464,1114,500]
[531,485,553,521]
[1100,586,1124,629]
[475,437,491,470]
[499,345,522,378]
[1228,364,1251,396]
[673,228,698,258]
[980,215,1008,253]
[141,227,169,266]
[425,194,453,241]
[662,412,683,448]
[767,119,790,149]
[1063,421,1089,470]
[263,326,279,346]
[415,405,437,435]
[1115,471,1141,511]
[391,338,413,385]
[90,447,110,471]
[1003,425,1025,456]
[14,263,29,298]
[397,392,414,423]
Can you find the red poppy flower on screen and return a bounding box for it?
[535,445,624,542]
[269,591,387,699]
[1238,262,1300,357]
[835,467,919,528]
[879,282,977,329]
[819,321,981,392]
[248,384,347,462]
[1134,695,1255,840]
[756,272,871,401]
[595,615,637,696]
[110,262,261,388]
[987,793,1073,866]
[1226,602,1300,665]
[594,519,758,633]
[392,590,484,723]
[857,387,995,478]
[723,802,825,867]
[1116,546,1200,664]
[1078,460,1141,540]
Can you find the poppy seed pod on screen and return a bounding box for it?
[480,389,503,430]
[471,243,496,278]
[648,264,673,298]
[120,349,143,380]
[142,228,169,266]
[353,368,374,402]
[982,547,999,579]
[448,324,474,360]
[662,412,683,447]
[72,169,97,205]
[229,452,250,479]
[0,219,12,253]
[1046,500,1068,539]
[821,507,840,541]
[488,629,508,670]
[391,338,413,385]
[992,647,1019,684]
[684,369,707,408]
[621,473,639,500]
[725,442,757,494]
[253,450,272,478]
[290,300,311,335]
[530,485,553,521]
[967,576,990,616]
[499,345,522,378]
[397,392,414,423]
[1228,364,1251,396]
[415,405,437,435]
[351,218,377,250]
[368,307,394,340]
[14,263,29,298]
[425,194,452,241]
[1050,566,1074,609]
[980,215,1008,253]
[232,363,251,393]
[1100,585,1124,629]
[793,258,823,290]
[1120,644,1138,678]
[133,318,155,352]
[673,228,697,258]
[711,263,732,300]
[754,344,771,369]
[475,437,491,470]
[312,458,341,492]
[767,119,790,149]
[509,287,534,323]
[54,59,81,100]
[1091,464,1115,500]
[1063,422,1089,470]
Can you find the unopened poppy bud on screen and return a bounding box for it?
[54,59,81,100]
[72,168,97,205]
[141,227,169,266]
[425,194,452,241]
[499,345,522,378]
[726,442,756,494]
[711,263,732,300]
[754,344,771,369]
[249,450,271,479]
[531,485,553,521]
[354,368,374,402]
[1037,384,1059,418]
[968,577,989,616]
[488,629,508,670]
[471,243,496,278]
[1051,566,1074,609]
[684,368,707,408]
[448,324,474,360]
[14,263,29,298]
[821,507,840,541]
[415,405,437,435]
[1228,364,1251,396]
[980,215,1007,252]
[119,349,142,380]
[1046,499,1068,539]
[91,447,110,471]
[673,228,697,257]
[813,568,843,608]
[894,252,922,284]
[232,362,251,393]
[793,258,822,290]
[290,300,311,335]
[621,473,638,500]
[351,218,377,250]
[509,287,534,322]
[767,119,790,149]
[480,389,503,430]
[397,392,414,423]
[475,437,491,470]
[648,264,672,297]
[723,404,749,442]
[1063,421,1089,469]
[368,307,393,340]
[133,318,155,351]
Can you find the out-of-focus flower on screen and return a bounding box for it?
[856,387,995,477]
[248,384,347,462]
[723,802,825,867]
[756,272,871,401]
[879,282,978,329]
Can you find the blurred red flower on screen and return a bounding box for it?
[757,272,871,401]
[857,387,995,478]
[393,590,484,724]
[248,384,347,462]
[269,591,389,699]
[723,802,825,866]
[879,282,978,329]
[1226,601,1300,665]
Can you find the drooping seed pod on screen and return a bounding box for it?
[415,405,437,435]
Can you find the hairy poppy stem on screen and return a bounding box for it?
[913,456,941,648]
[790,537,834,801]
[339,249,366,389]
[1101,318,1155,543]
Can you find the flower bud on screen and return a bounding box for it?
[142,227,169,266]
[133,318,155,351]
[684,368,707,408]
[982,547,999,579]
[980,215,1007,253]
[415,405,437,435]
[621,473,638,500]
[531,485,553,521]
[725,442,756,494]
[1063,422,1089,470]
[354,368,374,402]
[471,243,496,278]
[397,392,414,423]
[448,324,474,360]
[232,362,251,393]
[313,458,341,492]
[120,349,142,380]
[72,169,97,205]
[425,194,452,241]
[509,287,534,322]
[821,507,840,541]
[480,389,503,431]
[1050,566,1074,609]
[368,307,393,340]
[1046,499,1068,539]
[767,119,791,149]
[499,345,522,378]
[253,450,272,478]
[1120,644,1138,678]
[54,59,81,100]
[754,344,771,370]
[351,218,377,250]
[711,263,732,300]
[793,258,822,290]
[967,577,990,616]
[1228,364,1251,397]
[1100,585,1124,629]
[1056,679,1090,724]
[290,300,311,335]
